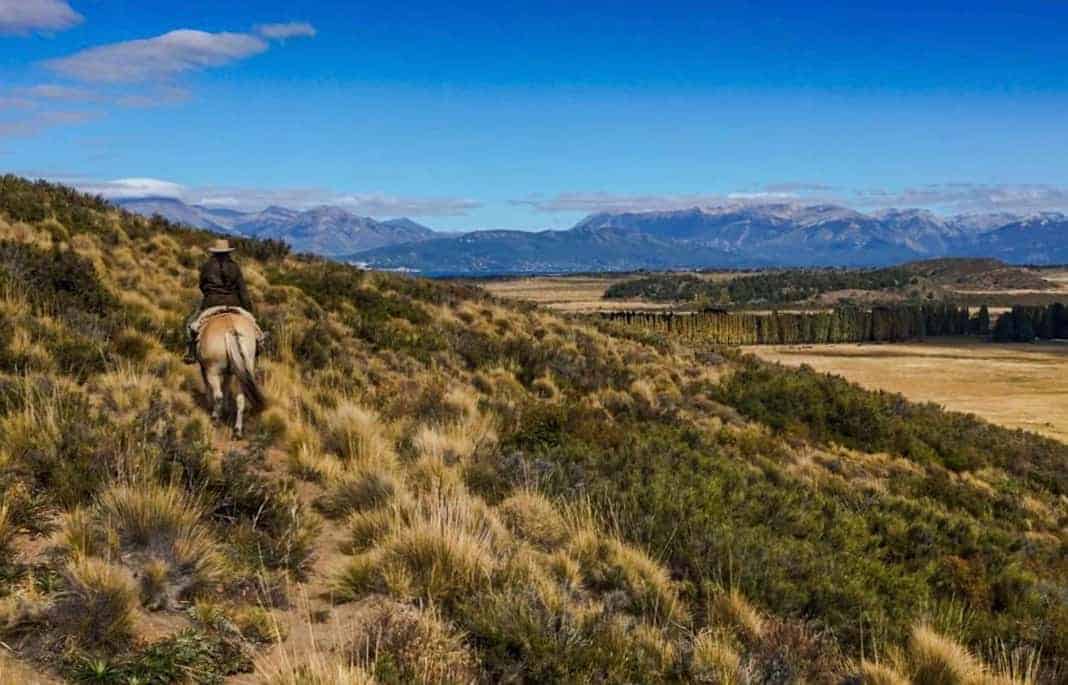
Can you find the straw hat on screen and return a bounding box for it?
[208,239,235,254]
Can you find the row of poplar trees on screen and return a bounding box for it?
[993,303,1068,342]
[604,303,995,345]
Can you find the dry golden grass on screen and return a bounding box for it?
[496,490,568,550]
[749,339,1068,442]
[480,271,744,312]
[692,630,744,684]
[479,275,673,312]
[56,556,139,650]
[321,400,398,469]
[566,524,686,625]
[708,589,766,643]
[63,484,224,605]
[908,623,986,684]
[860,659,911,685]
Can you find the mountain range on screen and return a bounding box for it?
[118,197,1068,274]
[117,197,436,256]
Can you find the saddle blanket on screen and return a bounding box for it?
[190,306,265,341]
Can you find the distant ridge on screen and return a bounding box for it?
[358,204,1068,275]
[118,196,1068,273]
[117,197,436,256]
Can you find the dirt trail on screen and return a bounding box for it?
[209,429,355,683]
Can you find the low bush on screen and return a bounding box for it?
[463,587,680,683]
[64,628,252,683]
[55,556,138,651]
[210,449,321,577]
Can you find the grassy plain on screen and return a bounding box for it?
[479,271,740,311]
[478,275,670,312]
[749,338,1068,442]
[483,267,1068,312]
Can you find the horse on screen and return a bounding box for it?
[196,311,264,437]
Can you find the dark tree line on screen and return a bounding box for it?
[605,302,1068,345]
[604,267,913,305]
[602,303,980,345]
[992,304,1068,342]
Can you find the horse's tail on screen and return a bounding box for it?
[225,329,265,409]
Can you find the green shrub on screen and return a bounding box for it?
[210,449,321,576]
[463,588,678,683]
[715,357,1068,493]
[64,628,252,683]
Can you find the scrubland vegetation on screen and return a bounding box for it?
[0,175,1066,683]
[603,267,914,305]
[603,260,1060,308]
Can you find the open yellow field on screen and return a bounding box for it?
[478,276,672,312]
[479,272,740,312]
[748,339,1068,442]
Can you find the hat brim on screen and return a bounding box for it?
[208,247,235,253]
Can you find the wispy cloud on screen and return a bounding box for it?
[44,29,269,83]
[854,184,1068,214]
[0,96,36,110]
[511,188,831,214]
[0,0,82,36]
[10,82,192,109]
[75,177,185,198]
[16,84,97,101]
[514,182,1068,217]
[0,110,95,137]
[254,22,317,40]
[12,21,312,138]
[66,176,482,217]
[763,182,834,194]
[512,192,728,214]
[114,86,192,108]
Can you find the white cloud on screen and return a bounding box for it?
[44,29,269,83]
[515,183,1068,216]
[76,177,185,199]
[12,82,192,109]
[512,183,842,214]
[114,86,192,108]
[0,0,82,36]
[194,187,481,217]
[67,176,482,217]
[511,191,775,214]
[17,84,96,100]
[0,110,94,137]
[854,184,1068,213]
[0,96,35,110]
[254,21,317,40]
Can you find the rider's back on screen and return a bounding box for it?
[200,256,252,311]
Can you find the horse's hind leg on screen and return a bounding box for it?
[206,371,224,423]
[234,389,246,439]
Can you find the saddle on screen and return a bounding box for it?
[190,306,266,342]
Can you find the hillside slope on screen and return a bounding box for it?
[1,176,1066,683]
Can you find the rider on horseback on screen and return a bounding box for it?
[184,239,254,364]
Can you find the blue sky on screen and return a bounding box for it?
[2,0,1068,230]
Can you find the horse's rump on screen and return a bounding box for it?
[190,306,264,341]
[199,313,265,410]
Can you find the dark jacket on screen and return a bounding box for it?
[199,255,253,312]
